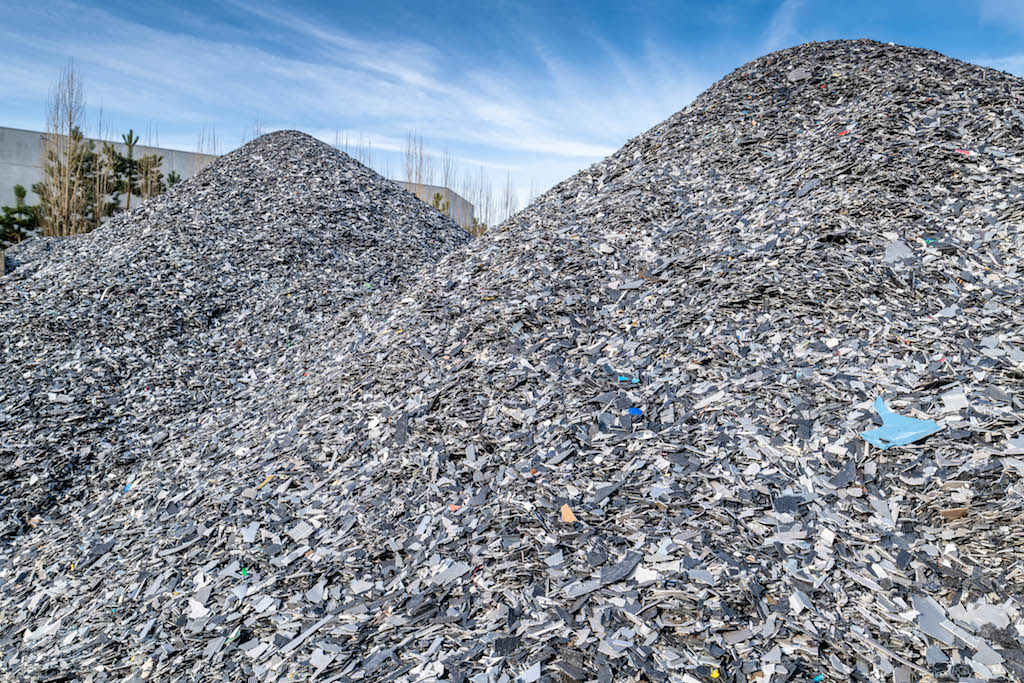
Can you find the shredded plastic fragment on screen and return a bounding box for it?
[861,397,941,450]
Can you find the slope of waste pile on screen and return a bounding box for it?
[0,130,469,539]
[4,40,1024,682]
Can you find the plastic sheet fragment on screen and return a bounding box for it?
[861,397,940,450]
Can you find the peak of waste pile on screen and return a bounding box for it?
[4,40,1024,681]
[0,130,469,537]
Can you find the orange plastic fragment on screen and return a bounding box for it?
[560,504,578,523]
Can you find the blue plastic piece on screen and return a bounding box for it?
[861,397,940,450]
[628,407,643,416]
[813,675,824,683]
[618,376,629,381]
[631,378,640,384]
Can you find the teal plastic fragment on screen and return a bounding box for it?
[861,397,940,450]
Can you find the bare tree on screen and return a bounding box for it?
[193,125,218,175]
[459,167,481,234]
[476,165,494,232]
[137,152,165,201]
[417,138,434,192]
[241,115,265,146]
[145,120,159,148]
[92,105,113,227]
[439,146,455,218]
[500,170,518,224]
[458,167,474,207]
[472,166,484,230]
[362,133,374,169]
[403,131,418,188]
[345,131,374,168]
[39,59,89,236]
[403,131,435,200]
[133,122,168,202]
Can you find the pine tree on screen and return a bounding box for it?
[120,129,140,210]
[0,185,40,246]
[102,141,127,209]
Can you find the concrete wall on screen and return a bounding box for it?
[0,126,217,208]
[1,126,477,231]
[394,181,475,229]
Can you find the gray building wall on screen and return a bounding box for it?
[393,181,475,229]
[0,126,217,208]
[1,126,476,230]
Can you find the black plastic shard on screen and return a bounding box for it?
[830,458,858,487]
[773,495,803,514]
[394,412,410,446]
[493,636,520,657]
[600,551,642,585]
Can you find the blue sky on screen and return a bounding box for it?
[3,0,1024,219]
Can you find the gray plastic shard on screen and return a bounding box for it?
[600,551,642,585]
[883,240,915,263]
[912,595,955,646]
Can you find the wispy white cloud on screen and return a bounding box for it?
[230,2,632,160]
[0,0,715,214]
[302,128,406,155]
[977,0,1024,34]
[762,0,805,53]
[222,0,710,203]
[974,54,1024,75]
